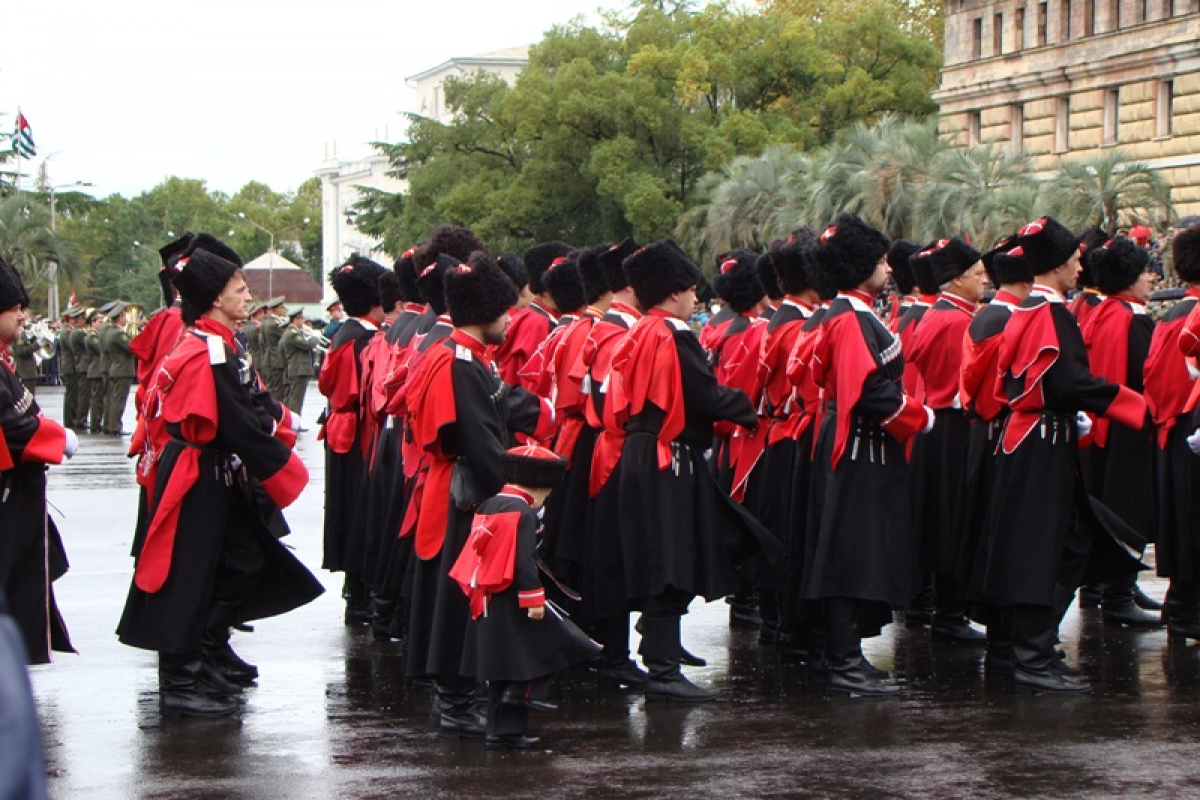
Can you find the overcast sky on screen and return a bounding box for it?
[1,0,623,199]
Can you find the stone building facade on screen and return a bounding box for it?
[934,0,1200,220]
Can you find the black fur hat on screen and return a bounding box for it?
[623,239,702,310]
[1016,217,1079,276]
[577,245,613,305]
[886,240,921,295]
[712,249,766,313]
[982,235,1025,285]
[524,242,574,294]
[424,224,485,265]
[1173,224,1200,284]
[173,235,242,319]
[1077,226,1111,289]
[911,237,982,288]
[159,233,194,269]
[188,232,244,268]
[770,228,817,296]
[394,246,421,304]
[379,271,402,313]
[503,443,569,489]
[992,244,1035,285]
[1092,237,1150,295]
[330,254,388,317]
[542,253,588,314]
[416,253,460,316]
[756,252,782,301]
[599,238,640,292]
[444,252,519,327]
[497,253,529,292]
[814,213,890,292]
[0,257,30,311]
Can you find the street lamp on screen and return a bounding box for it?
[237,212,310,298]
[45,179,93,320]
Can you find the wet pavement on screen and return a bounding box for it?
[25,384,1200,798]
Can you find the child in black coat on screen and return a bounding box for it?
[451,444,600,750]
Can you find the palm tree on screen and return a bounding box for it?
[1050,149,1173,232]
[0,194,79,307]
[915,143,1036,243]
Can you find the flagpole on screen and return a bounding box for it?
[14,108,21,196]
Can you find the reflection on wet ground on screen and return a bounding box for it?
[26,385,1200,798]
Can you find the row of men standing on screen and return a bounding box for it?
[318,211,1200,713]
[57,301,136,435]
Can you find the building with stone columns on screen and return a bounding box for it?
[934,0,1200,220]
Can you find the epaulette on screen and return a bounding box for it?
[666,317,691,332]
[202,332,227,365]
[456,344,474,362]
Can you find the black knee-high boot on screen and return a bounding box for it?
[641,615,715,702]
[825,598,898,697]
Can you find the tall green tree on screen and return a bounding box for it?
[374,0,942,257]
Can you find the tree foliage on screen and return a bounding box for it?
[369,0,942,257]
[54,177,322,311]
[675,116,1177,262]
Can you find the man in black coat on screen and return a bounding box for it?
[978,217,1148,694]
[117,235,321,717]
[610,240,775,702]
[0,257,79,666]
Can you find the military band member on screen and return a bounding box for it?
[279,310,318,415]
[85,311,107,432]
[104,303,136,436]
[260,297,288,398]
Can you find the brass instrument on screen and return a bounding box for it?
[23,321,58,365]
[299,325,330,355]
[124,304,144,337]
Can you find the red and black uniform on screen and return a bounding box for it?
[974,285,1146,674]
[452,488,600,738]
[887,294,917,333]
[1069,288,1105,327]
[905,292,977,619]
[805,291,928,636]
[1079,293,1157,546]
[522,310,603,593]
[572,302,640,666]
[0,345,73,664]
[117,321,319,657]
[957,290,1022,591]
[496,302,556,388]
[317,317,381,600]
[610,309,774,683]
[402,329,552,688]
[894,293,939,403]
[1146,289,1200,612]
[751,297,816,642]
[361,302,428,633]
[709,313,768,503]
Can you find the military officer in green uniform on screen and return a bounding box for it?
[10,325,39,396]
[59,307,83,428]
[104,302,136,435]
[76,310,98,430]
[259,296,288,398]
[279,310,318,416]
